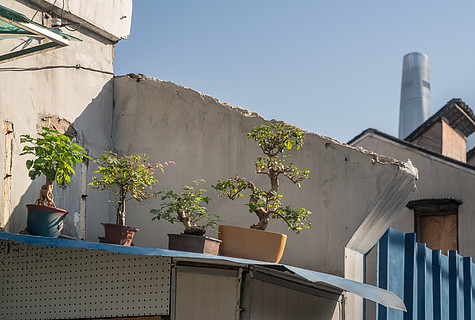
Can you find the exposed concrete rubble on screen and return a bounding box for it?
[39,116,77,139]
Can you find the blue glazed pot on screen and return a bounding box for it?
[26,204,68,238]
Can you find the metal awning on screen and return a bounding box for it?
[0,232,406,311]
[0,4,81,64]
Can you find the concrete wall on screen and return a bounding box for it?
[351,133,475,258]
[469,154,475,166]
[0,0,131,240]
[112,75,417,276]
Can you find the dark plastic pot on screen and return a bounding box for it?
[168,233,221,255]
[101,223,139,246]
[26,204,68,238]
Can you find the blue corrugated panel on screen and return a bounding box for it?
[463,257,473,320]
[472,262,475,319]
[433,250,442,320]
[404,233,417,320]
[440,253,450,320]
[377,229,475,320]
[377,229,406,320]
[388,229,405,320]
[416,243,427,319]
[378,230,389,320]
[425,246,434,320]
[449,251,465,319]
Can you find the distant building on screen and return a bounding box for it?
[399,52,431,139]
[350,98,475,257]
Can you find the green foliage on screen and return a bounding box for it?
[150,180,220,236]
[20,127,89,185]
[213,121,311,233]
[90,152,171,225]
[247,120,305,155]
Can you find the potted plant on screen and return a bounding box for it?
[90,152,172,246]
[150,179,222,255]
[213,120,311,263]
[20,127,90,237]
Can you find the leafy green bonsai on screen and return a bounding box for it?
[20,127,90,207]
[213,121,311,233]
[90,152,173,226]
[150,179,220,236]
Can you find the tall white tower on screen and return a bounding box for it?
[398,52,430,139]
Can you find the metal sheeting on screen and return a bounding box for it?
[0,240,170,320]
[0,4,81,63]
[249,278,341,320]
[0,232,405,311]
[378,228,475,319]
[285,265,406,311]
[175,266,240,320]
[0,4,80,40]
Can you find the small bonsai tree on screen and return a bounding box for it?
[20,127,90,207]
[150,179,220,236]
[90,152,173,226]
[213,121,311,233]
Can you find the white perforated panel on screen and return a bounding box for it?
[0,240,170,319]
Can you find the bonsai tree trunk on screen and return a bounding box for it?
[117,190,126,225]
[177,203,206,235]
[35,178,55,207]
[250,207,270,231]
[248,181,271,231]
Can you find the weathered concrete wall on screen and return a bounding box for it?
[112,75,417,276]
[468,153,475,166]
[352,133,475,258]
[0,0,130,239]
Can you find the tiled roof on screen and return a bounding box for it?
[405,99,475,141]
[406,198,462,208]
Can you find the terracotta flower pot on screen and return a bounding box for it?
[101,222,139,246]
[218,225,287,263]
[26,204,68,238]
[168,233,221,255]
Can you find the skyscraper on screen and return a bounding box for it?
[399,52,430,139]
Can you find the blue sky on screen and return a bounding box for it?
[114,1,475,146]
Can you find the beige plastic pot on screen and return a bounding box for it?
[218,225,287,263]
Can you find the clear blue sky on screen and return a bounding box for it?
[114,1,475,146]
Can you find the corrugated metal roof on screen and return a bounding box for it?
[0,232,405,311]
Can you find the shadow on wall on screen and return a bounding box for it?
[7,79,114,240]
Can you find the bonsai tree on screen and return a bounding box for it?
[213,121,311,233]
[150,179,220,236]
[20,127,90,207]
[90,152,173,226]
